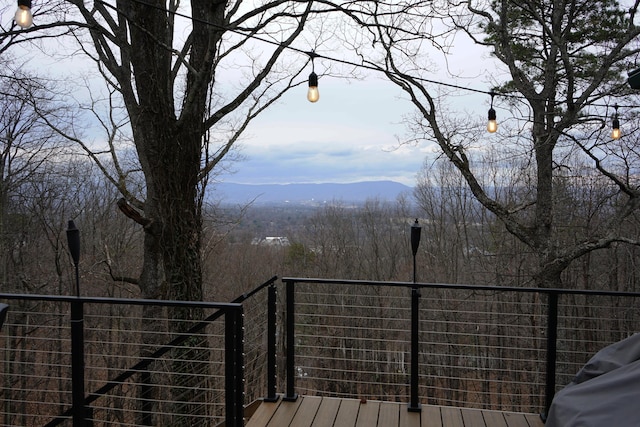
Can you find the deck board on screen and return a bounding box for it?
[524,414,544,427]
[461,408,487,427]
[355,400,380,426]
[291,396,323,427]
[333,398,360,427]
[400,405,422,427]
[503,412,534,427]
[245,400,280,427]
[246,396,545,427]
[440,407,464,427]
[311,397,342,427]
[481,409,508,427]
[265,397,301,426]
[379,402,400,425]
[420,404,442,427]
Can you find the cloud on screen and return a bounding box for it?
[220,79,427,186]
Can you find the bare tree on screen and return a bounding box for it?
[1,1,346,422]
[49,0,319,304]
[358,0,640,288]
[0,68,71,290]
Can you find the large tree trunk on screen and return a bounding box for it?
[51,0,306,421]
[124,3,210,415]
[133,117,209,424]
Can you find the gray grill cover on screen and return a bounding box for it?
[546,333,640,426]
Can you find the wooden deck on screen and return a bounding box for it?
[246,396,545,427]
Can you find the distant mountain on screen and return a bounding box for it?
[213,181,413,205]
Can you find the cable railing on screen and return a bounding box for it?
[278,278,640,419]
[0,293,247,427]
[2,276,640,426]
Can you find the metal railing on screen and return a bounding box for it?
[0,293,245,427]
[2,276,640,426]
[277,278,640,418]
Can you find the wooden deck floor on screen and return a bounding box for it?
[246,396,545,427]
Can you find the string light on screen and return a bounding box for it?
[307,52,319,103]
[611,104,621,140]
[55,0,640,131]
[487,91,498,133]
[104,1,640,108]
[15,0,33,29]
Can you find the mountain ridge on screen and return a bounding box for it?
[213,180,413,205]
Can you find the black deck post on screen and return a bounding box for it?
[265,282,279,402]
[543,292,559,420]
[67,221,88,426]
[408,286,422,412]
[225,307,244,426]
[284,279,298,401]
[408,219,422,412]
[71,299,87,426]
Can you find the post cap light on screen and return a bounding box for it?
[66,220,80,267]
[15,0,32,29]
[410,219,422,257]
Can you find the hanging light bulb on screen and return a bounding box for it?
[487,91,497,133]
[306,51,319,103]
[307,71,319,103]
[611,104,621,140]
[15,0,33,29]
[487,107,497,133]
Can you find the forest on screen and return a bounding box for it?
[3,157,640,301]
[2,0,640,424]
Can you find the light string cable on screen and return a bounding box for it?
[99,0,639,112]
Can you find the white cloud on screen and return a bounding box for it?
[220,78,428,186]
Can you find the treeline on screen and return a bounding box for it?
[4,156,640,420]
[3,157,640,300]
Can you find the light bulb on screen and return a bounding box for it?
[611,105,621,140]
[15,0,32,29]
[487,108,497,133]
[307,71,319,103]
[611,128,621,139]
[611,120,621,140]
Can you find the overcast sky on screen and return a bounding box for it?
[220,32,497,187]
[222,77,435,187]
[4,4,497,188]
[222,66,493,187]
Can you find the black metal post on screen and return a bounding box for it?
[543,292,559,421]
[67,220,87,426]
[265,283,279,402]
[283,279,298,401]
[71,300,87,426]
[0,303,8,329]
[409,287,421,412]
[234,308,244,426]
[225,307,244,427]
[409,219,422,412]
[225,309,234,426]
[411,219,421,284]
[67,221,81,297]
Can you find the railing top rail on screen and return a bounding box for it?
[0,275,279,308]
[281,276,640,298]
[0,293,243,310]
[232,275,278,303]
